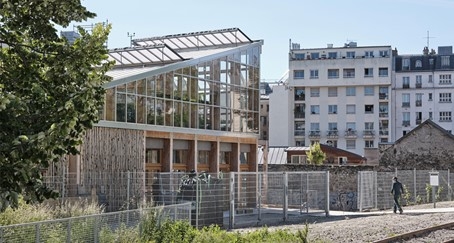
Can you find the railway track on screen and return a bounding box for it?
[373,221,454,243]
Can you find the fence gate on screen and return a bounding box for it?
[358,171,376,211]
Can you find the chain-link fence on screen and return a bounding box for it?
[0,203,191,243]
[358,169,453,211]
[43,171,330,229]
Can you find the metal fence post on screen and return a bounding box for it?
[413,168,417,204]
[195,179,199,229]
[35,223,40,243]
[448,169,451,201]
[325,171,330,217]
[358,172,362,212]
[374,171,378,209]
[229,172,235,229]
[258,173,262,221]
[66,219,71,243]
[283,172,288,222]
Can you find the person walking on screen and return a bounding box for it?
[391,176,404,214]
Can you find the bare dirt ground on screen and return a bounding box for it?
[234,201,454,242]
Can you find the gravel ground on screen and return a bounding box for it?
[235,201,454,242]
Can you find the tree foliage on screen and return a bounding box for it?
[306,142,326,165]
[0,0,113,211]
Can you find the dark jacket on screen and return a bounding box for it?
[391,180,404,196]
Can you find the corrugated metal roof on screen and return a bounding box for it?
[285,146,310,151]
[258,147,288,165]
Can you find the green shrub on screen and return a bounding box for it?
[192,225,239,243]
[402,185,412,205]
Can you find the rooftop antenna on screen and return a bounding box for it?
[424,31,435,49]
[127,32,135,47]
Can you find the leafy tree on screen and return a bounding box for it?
[0,0,113,211]
[306,142,326,165]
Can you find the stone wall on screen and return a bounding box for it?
[380,122,454,170]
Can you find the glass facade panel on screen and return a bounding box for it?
[101,47,259,134]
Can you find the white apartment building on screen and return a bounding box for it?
[270,42,393,158]
[393,46,454,138]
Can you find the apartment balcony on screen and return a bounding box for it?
[294,112,305,119]
[402,121,410,127]
[379,93,389,100]
[308,130,321,139]
[379,130,389,136]
[379,111,389,118]
[326,130,339,138]
[294,130,305,136]
[363,130,375,138]
[415,100,422,107]
[415,82,422,88]
[344,129,358,138]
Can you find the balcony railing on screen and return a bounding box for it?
[415,100,422,107]
[294,130,305,136]
[308,130,321,138]
[402,121,410,126]
[402,102,410,107]
[294,112,305,119]
[379,112,388,118]
[415,82,422,88]
[379,130,389,136]
[326,130,339,138]
[345,129,357,138]
[416,119,422,125]
[379,93,388,100]
[363,130,375,138]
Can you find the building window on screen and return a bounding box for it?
[260,116,267,125]
[328,69,339,79]
[379,68,388,77]
[416,93,423,107]
[365,104,374,114]
[146,149,162,164]
[294,121,305,136]
[311,52,319,59]
[294,70,304,79]
[294,104,305,118]
[402,77,410,88]
[219,151,231,164]
[240,152,249,164]
[429,112,433,120]
[441,56,450,67]
[365,140,374,148]
[310,88,320,97]
[328,87,337,97]
[416,111,422,124]
[379,86,388,99]
[440,111,452,122]
[365,51,374,58]
[310,69,319,79]
[440,93,452,103]
[328,52,337,59]
[415,75,422,88]
[291,155,307,164]
[379,50,389,57]
[379,103,388,117]
[343,68,355,78]
[267,104,269,112]
[294,88,305,101]
[346,51,355,58]
[328,105,338,114]
[346,104,356,114]
[364,86,374,96]
[415,60,422,68]
[402,93,410,107]
[173,150,188,164]
[440,74,451,84]
[402,112,410,126]
[294,53,305,60]
[310,123,320,137]
[346,140,356,149]
[428,93,433,101]
[429,74,433,83]
[310,105,320,114]
[295,139,305,146]
[402,58,410,70]
[198,150,209,164]
[346,87,356,96]
[364,68,373,77]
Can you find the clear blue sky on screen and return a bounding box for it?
[76,0,454,81]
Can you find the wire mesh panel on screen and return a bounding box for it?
[0,203,191,243]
